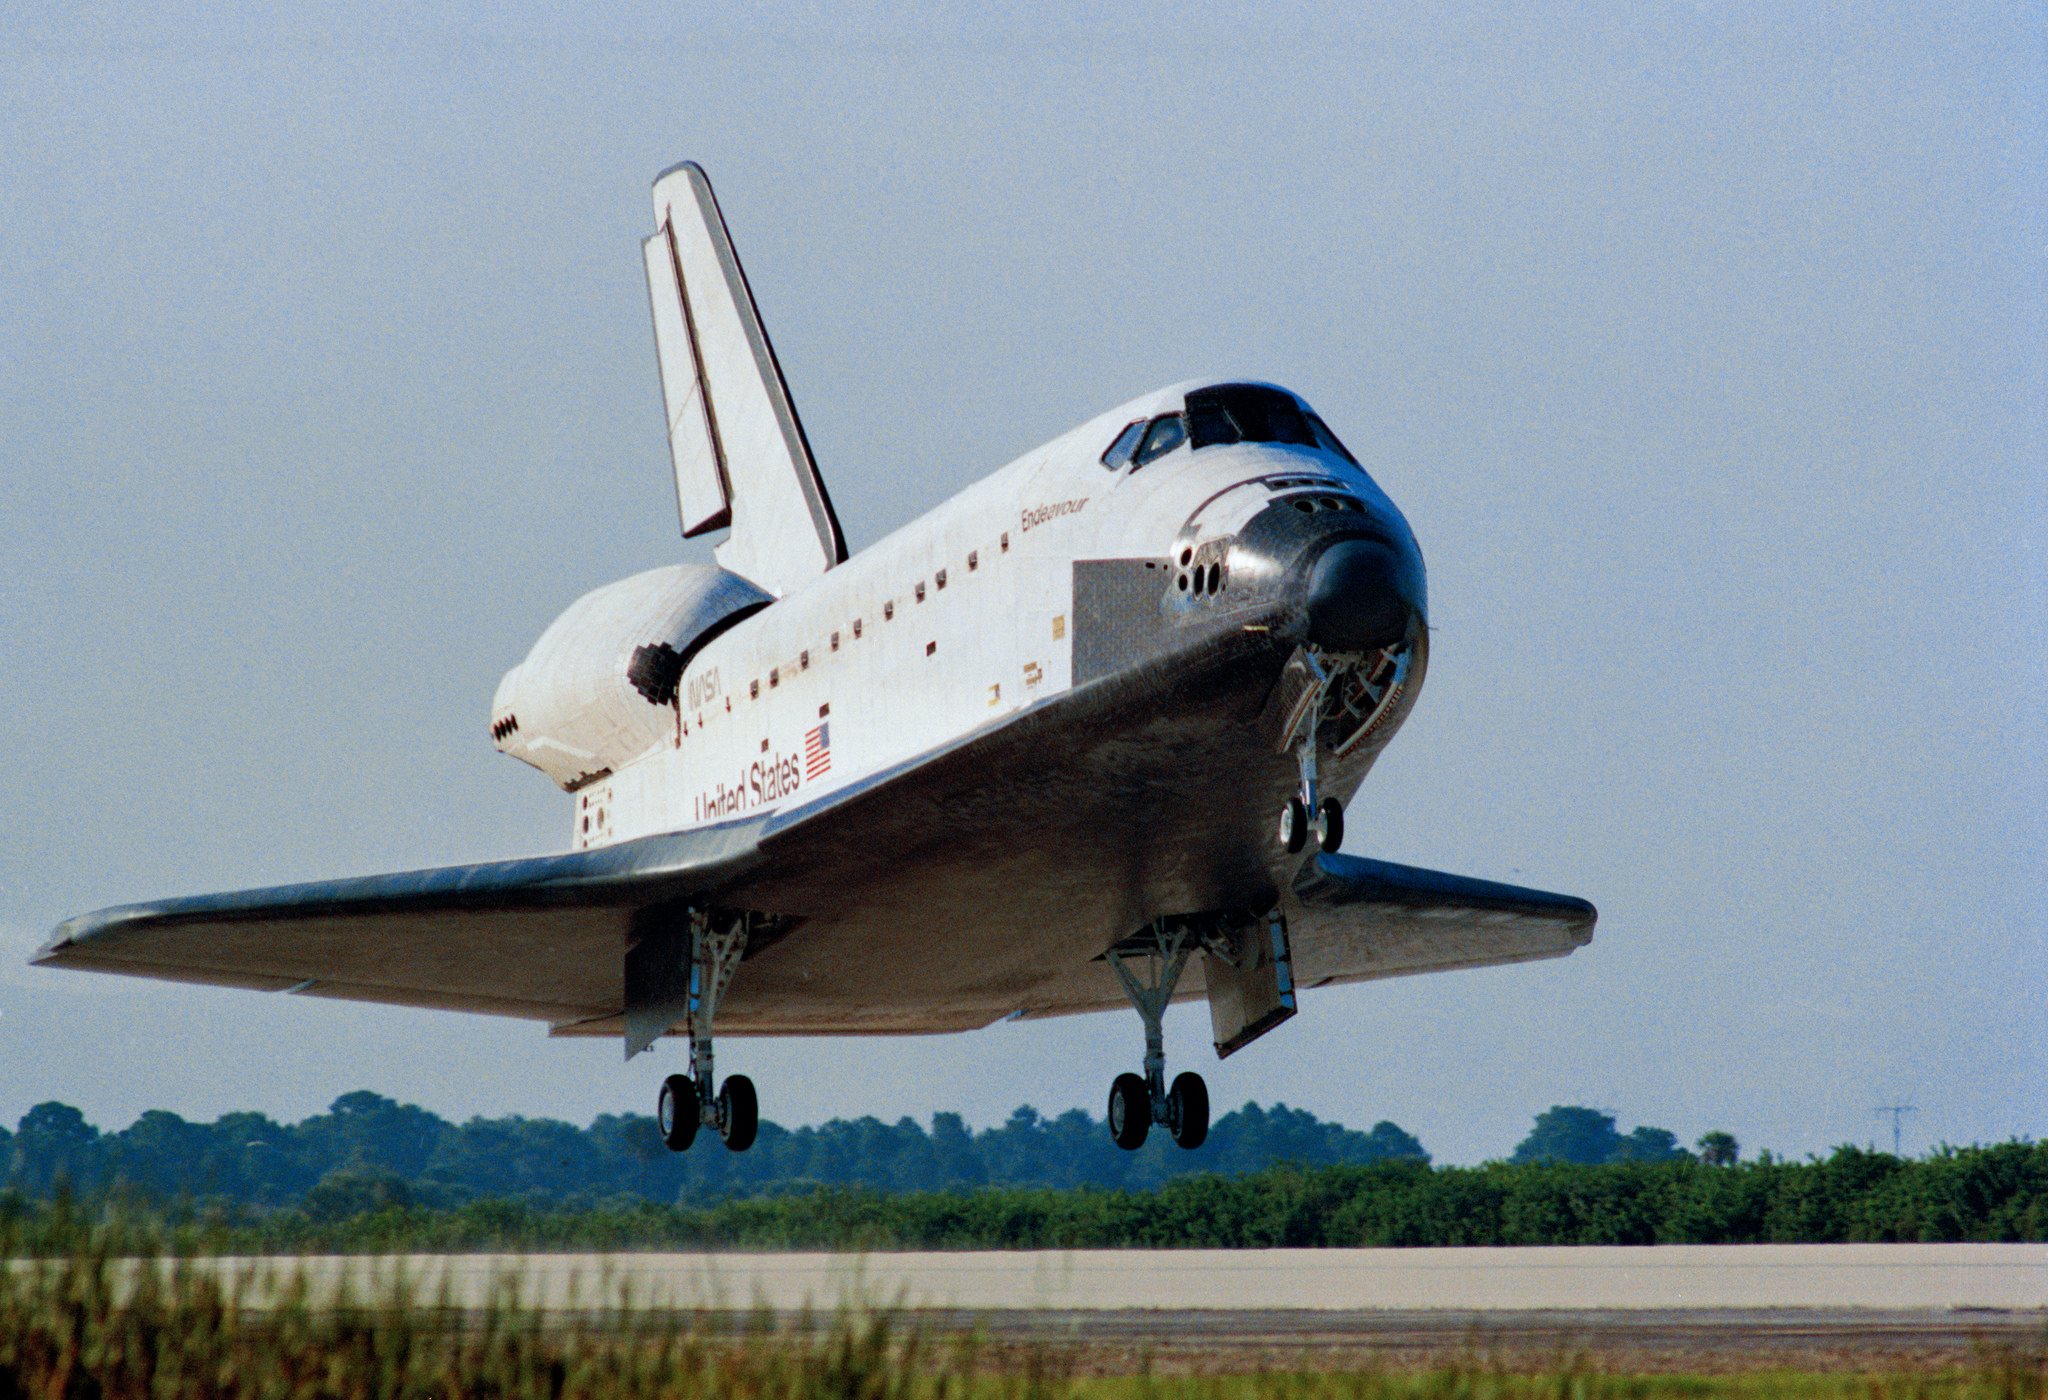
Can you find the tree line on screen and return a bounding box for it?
[3,1093,2037,1247]
[0,1093,1431,1210]
[3,1145,2039,1252]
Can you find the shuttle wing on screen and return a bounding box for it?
[32,825,769,1028]
[642,162,845,597]
[35,828,1595,1050]
[1284,852,1596,987]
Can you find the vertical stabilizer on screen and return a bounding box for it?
[644,163,845,598]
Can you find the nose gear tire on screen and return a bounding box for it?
[1169,1072,1209,1149]
[1107,1072,1150,1150]
[659,1073,699,1152]
[717,1074,758,1151]
[1315,797,1344,853]
[1280,798,1309,853]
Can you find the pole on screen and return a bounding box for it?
[1872,1104,1916,1157]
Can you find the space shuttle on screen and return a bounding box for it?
[40,163,1595,1154]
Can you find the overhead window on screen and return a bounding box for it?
[1185,384,1317,451]
[1131,414,1186,468]
[1305,412,1360,465]
[1100,419,1147,470]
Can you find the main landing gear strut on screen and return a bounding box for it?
[657,908,758,1152]
[1102,917,1211,1151]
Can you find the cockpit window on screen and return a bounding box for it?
[1113,389,1355,475]
[1100,419,1147,470]
[1185,384,1318,451]
[1184,402,1237,450]
[1131,414,1186,468]
[1305,412,1360,466]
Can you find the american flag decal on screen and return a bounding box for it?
[804,722,831,780]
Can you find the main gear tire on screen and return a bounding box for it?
[1107,1072,1150,1150]
[717,1074,758,1151]
[658,1074,699,1152]
[1168,1072,1209,1149]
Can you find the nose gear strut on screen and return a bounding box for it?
[1270,638,1417,855]
[1276,648,1347,855]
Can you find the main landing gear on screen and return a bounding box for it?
[658,909,758,1152]
[1102,918,1211,1151]
[659,1070,755,1152]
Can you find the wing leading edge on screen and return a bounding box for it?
[33,822,769,1027]
[1284,852,1596,988]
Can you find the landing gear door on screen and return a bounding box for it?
[1205,913,1297,1058]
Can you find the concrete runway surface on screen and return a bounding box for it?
[157,1244,2047,1312]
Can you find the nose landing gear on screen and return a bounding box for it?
[1274,648,1354,856]
[1101,917,1212,1151]
[1281,733,1347,856]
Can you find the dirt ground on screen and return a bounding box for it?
[859,1308,2048,1376]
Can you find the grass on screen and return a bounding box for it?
[2,1210,2041,1398]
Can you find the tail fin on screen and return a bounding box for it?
[642,163,845,597]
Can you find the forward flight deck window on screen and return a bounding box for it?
[1132,414,1186,467]
[1186,384,1318,450]
[1109,388,1355,474]
[1101,420,1147,470]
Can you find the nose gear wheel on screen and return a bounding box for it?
[1280,798,1310,853]
[1314,797,1344,854]
[1272,642,1412,856]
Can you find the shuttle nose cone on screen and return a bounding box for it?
[1305,539,1420,653]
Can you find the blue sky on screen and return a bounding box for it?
[2,2,2041,1164]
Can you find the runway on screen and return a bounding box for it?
[16,1244,2031,1367]
[56,1244,2042,1371]
[166,1244,2047,1313]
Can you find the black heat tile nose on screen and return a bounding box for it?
[1305,539,1420,654]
